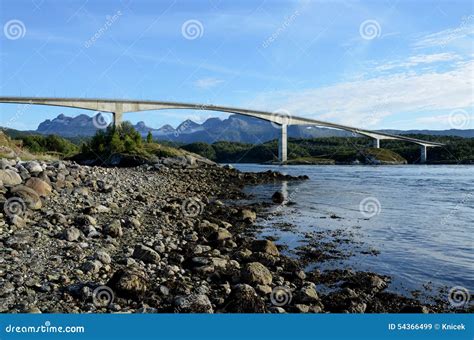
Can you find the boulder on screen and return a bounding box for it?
[241,262,272,285]
[133,244,161,264]
[105,220,123,238]
[107,268,148,299]
[23,161,43,174]
[211,228,232,241]
[0,169,22,186]
[297,282,319,303]
[225,284,266,313]
[251,239,279,257]
[174,294,213,313]
[10,185,42,210]
[271,191,285,204]
[25,177,52,197]
[240,209,257,223]
[62,227,81,242]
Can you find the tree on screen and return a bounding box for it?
[146,131,153,143]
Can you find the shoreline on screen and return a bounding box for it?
[0,158,464,313]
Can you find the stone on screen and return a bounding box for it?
[174,294,213,313]
[24,161,43,174]
[76,215,97,226]
[62,227,81,241]
[272,191,285,204]
[133,244,161,264]
[95,251,112,264]
[82,260,102,274]
[297,283,319,303]
[25,177,52,197]
[0,169,22,186]
[251,239,279,257]
[241,262,272,285]
[225,284,266,313]
[240,209,256,223]
[211,228,232,241]
[107,268,148,299]
[10,185,42,210]
[105,220,123,238]
[293,304,310,313]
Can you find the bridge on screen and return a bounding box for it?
[0,97,444,163]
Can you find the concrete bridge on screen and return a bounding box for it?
[0,97,444,163]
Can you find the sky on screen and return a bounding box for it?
[0,0,473,131]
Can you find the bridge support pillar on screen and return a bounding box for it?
[113,111,123,127]
[373,138,380,148]
[278,124,288,163]
[420,145,427,163]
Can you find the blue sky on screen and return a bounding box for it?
[0,0,473,131]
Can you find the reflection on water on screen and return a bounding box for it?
[234,164,474,297]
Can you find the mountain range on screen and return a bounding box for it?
[34,113,474,143]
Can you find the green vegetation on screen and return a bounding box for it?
[20,134,78,156]
[81,122,144,156]
[76,123,188,165]
[181,135,474,164]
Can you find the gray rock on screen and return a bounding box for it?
[24,161,43,174]
[241,262,273,285]
[174,294,213,313]
[133,244,161,264]
[225,284,266,313]
[62,227,81,242]
[0,169,22,186]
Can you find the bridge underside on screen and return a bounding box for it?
[0,97,444,163]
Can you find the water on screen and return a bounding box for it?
[233,164,473,298]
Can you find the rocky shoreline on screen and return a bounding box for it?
[0,158,454,313]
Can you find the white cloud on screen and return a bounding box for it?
[194,77,224,89]
[413,17,474,49]
[248,60,474,128]
[374,53,461,72]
